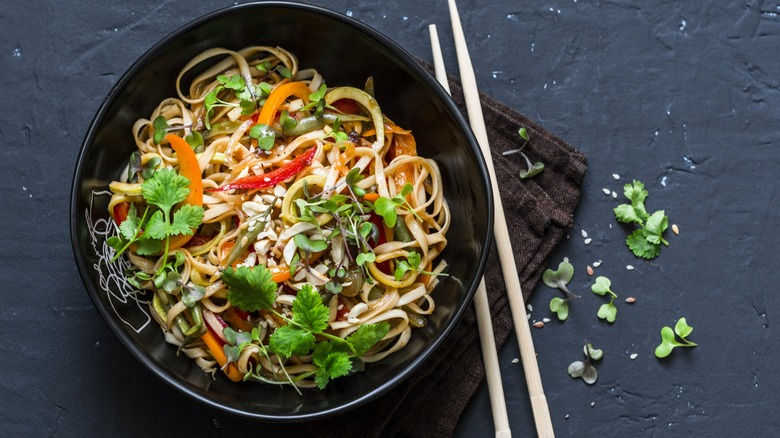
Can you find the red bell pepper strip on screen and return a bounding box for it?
[208,146,317,192]
[113,202,130,226]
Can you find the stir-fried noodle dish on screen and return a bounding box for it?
[107,46,450,390]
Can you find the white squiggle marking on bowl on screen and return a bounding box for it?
[85,189,151,333]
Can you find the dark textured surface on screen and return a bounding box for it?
[2,0,777,436]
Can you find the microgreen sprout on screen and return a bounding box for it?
[654,317,697,358]
[127,151,161,183]
[568,340,603,384]
[502,127,544,179]
[373,183,421,228]
[542,260,580,321]
[249,123,276,150]
[614,180,670,259]
[591,276,619,323]
[393,251,447,281]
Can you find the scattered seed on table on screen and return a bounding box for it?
[584,238,592,245]
[593,260,602,268]
[526,313,531,320]
[581,229,588,238]
[587,266,594,276]
[565,414,570,420]
[630,353,638,360]
[511,358,519,364]
[611,191,618,199]
[542,317,551,323]
[625,296,637,304]
[533,321,545,328]
[527,304,533,312]
[672,224,680,235]
[612,173,620,180]
[602,188,611,195]
[626,265,635,271]
[590,401,596,407]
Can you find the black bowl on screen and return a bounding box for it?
[70,1,492,422]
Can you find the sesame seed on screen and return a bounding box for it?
[612,173,620,180]
[565,414,570,420]
[526,313,531,320]
[593,261,602,267]
[611,191,618,199]
[590,401,595,407]
[630,353,638,360]
[584,238,592,245]
[626,265,635,271]
[602,188,611,195]
[672,224,680,235]
[511,358,519,364]
[527,304,533,312]
[587,266,594,276]
[581,230,588,238]
[542,317,551,323]
[625,296,637,303]
[532,321,545,328]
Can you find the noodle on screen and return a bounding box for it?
[107,46,449,390]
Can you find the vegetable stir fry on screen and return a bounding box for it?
[106,46,450,390]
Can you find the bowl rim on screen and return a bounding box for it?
[70,0,494,422]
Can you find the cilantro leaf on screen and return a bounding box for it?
[269,325,315,358]
[222,265,278,312]
[135,238,162,256]
[144,210,168,240]
[118,204,141,241]
[644,210,668,244]
[314,349,352,389]
[170,204,204,235]
[624,180,649,206]
[347,322,389,356]
[291,285,329,333]
[142,169,190,214]
[613,204,644,224]
[626,229,661,259]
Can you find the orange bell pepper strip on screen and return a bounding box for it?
[165,133,203,250]
[256,81,312,126]
[201,330,244,382]
[387,131,418,187]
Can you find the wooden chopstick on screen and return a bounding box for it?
[445,1,555,436]
[429,24,511,438]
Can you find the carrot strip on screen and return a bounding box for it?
[362,192,381,202]
[201,331,244,382]
[166,133,203,250]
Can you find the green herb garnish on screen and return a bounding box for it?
[568,341,603,384]
[591,276,618,323]
[542,260,579,321]
[614,180,669,259]
[654,317,697,358]
[502,127,544,179]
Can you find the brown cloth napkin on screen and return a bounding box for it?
[308,72,587,437]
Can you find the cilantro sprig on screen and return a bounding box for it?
[219,268,389,389]
[108,169,204,271]
[614,180,670,259]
